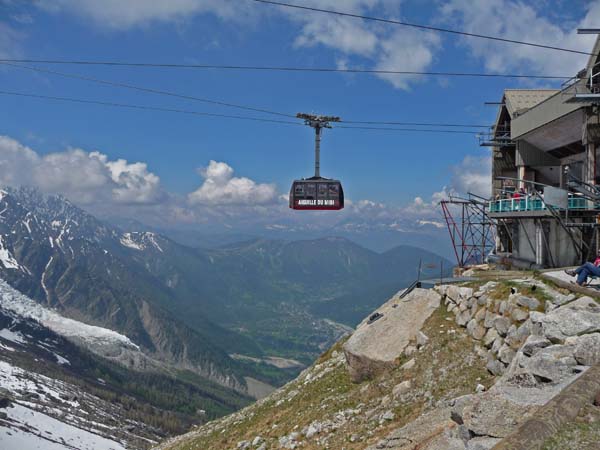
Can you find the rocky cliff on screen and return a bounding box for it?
[154,275,600,450]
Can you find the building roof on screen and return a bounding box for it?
[504,89,560,118]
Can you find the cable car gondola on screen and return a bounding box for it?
[289,113,344,211]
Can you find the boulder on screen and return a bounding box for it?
[505,321,531,349]
[529,301,600,343]
[515,295,540,311]
[522,345,578,383]
[343,288,441,382]
[493,317,511,336]
[474,308,486,322]
[401,359,416,371]
[461,392,537,438]
[456,310,472,327]
[563,296,599,310]
[446,286,473,304]
[366,407,457,450]
[491,336,504,355]
[498,345,516,364]
[510,308,529,323]
[486,358,506,376]
[521,335,551,357]
[467,319,486,340]
[483,311,498,329]
[483,328,499,348]
[392,380,412,398]
[499,301,508,315]
[569,333,600,366]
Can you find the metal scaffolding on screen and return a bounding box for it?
[440,194,497,267]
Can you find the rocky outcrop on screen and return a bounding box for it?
[343,288,441,382]
[369,279,600,450]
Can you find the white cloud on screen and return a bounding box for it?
[187,160,277,206]
[0,136,163,205]
[36,0,256,29]
[374,28,441,90]
[449,154,491,198]
[35,0,439,90]
[439,0,600,77]
[284,0,440,90]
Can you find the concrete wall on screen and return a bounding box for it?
[513,218,582,267]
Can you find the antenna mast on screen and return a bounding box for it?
[297,113,341,178]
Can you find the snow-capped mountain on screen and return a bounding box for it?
[0,279,252,449]
[0,187,252,394]
[0,290,159,449]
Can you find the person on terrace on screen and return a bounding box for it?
[565,250,600,286]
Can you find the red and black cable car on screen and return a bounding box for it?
[289,113,344,211]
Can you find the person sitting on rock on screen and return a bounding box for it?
[565,251,600,285]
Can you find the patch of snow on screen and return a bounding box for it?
[0,236,22,271]
[119,233,143,251]
[22,220,31,234]
[0,341,15,352]
[51,220,62,228]
[0,404,127,450]
[0,328,27,344]
[53,352,70,365]
[0,279,140,351]
[41,256,54,302]
[145,232,163,253]
[48,236,54,248]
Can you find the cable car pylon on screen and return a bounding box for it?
[289,113,345,210]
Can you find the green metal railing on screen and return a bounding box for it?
[488,195,597,213]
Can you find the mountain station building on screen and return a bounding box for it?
[488,36,600,268]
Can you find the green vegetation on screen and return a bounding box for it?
[165,302,495,450]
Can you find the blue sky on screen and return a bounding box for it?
[0,0,599,250]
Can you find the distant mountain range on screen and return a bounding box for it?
[0,187,452,414]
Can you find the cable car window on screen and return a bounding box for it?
[328,184,339,196]
[305,183,316,199]
[318,183,328,197]
[294,184,305,196]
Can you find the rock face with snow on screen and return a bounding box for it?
[0,305,163,448]
[0,187,251,393]
[343,288,441,382]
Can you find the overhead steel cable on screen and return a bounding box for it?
[0,59,571,79]
[343,120,489,128]
[0,61,296,119]
[0,89,481,134]
[0,62,493,129]
[0,90,302,125]
[249,0,593,56]
[334,125,479,134]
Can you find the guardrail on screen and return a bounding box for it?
[489,195,597,213]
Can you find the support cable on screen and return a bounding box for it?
[0,59,570,80]
[250,0,592,56]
